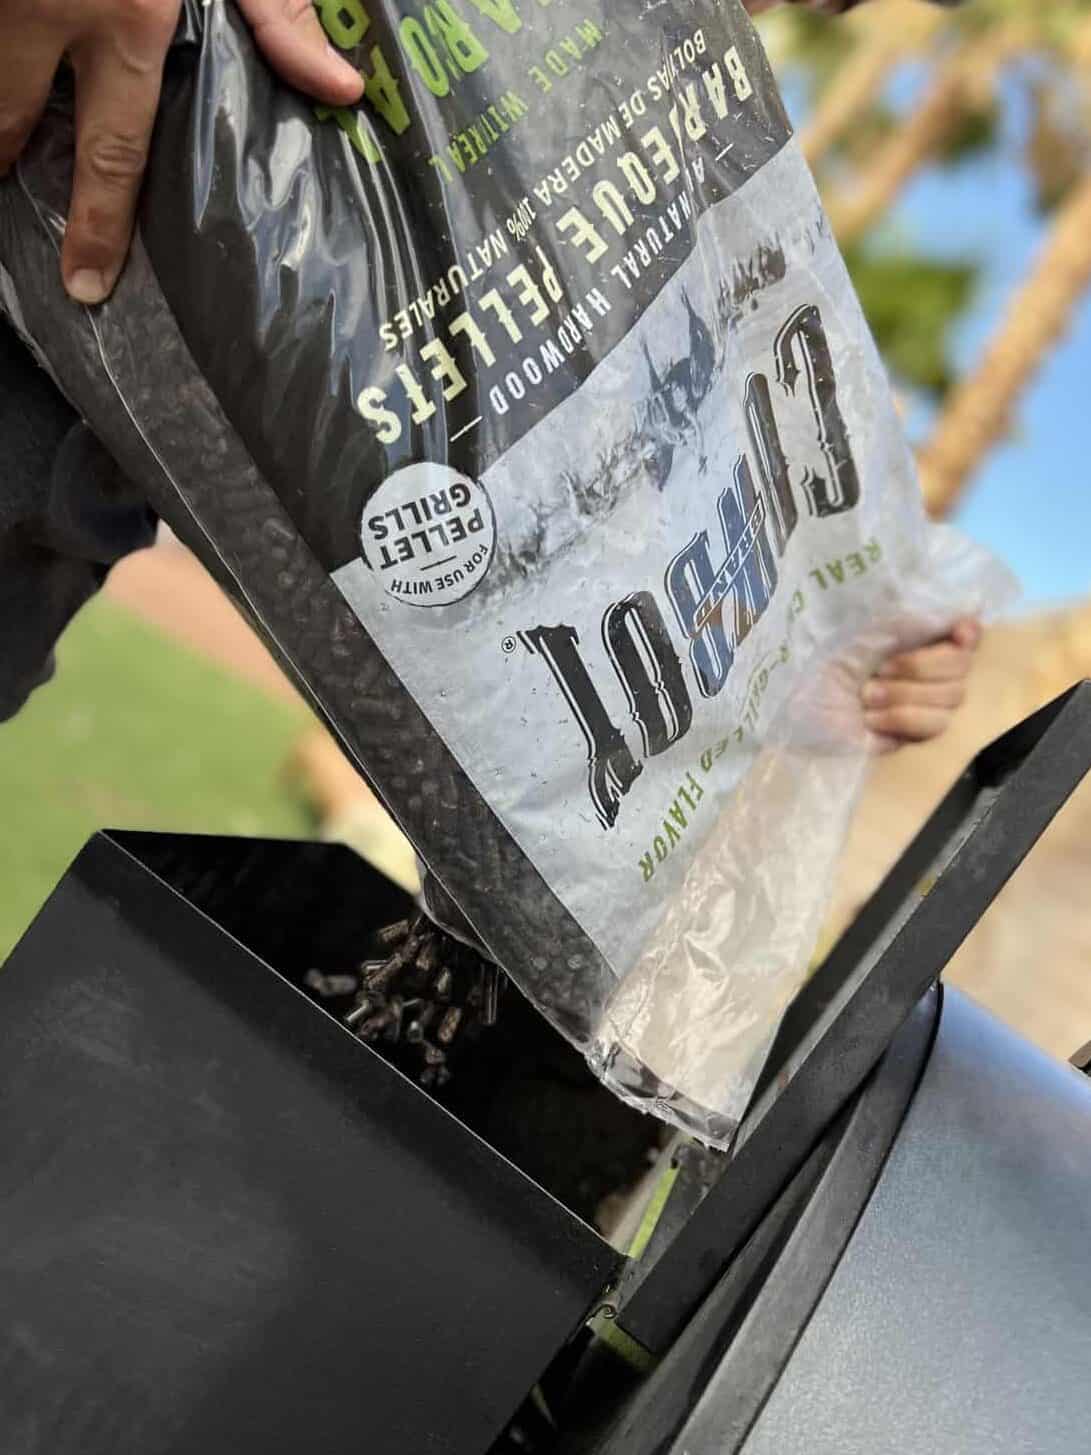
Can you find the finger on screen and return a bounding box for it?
[238,0,364,104]
[863,678,965,712]
[867,732,903,757]
[63,20,174,304]
[0,29,62,176]
[950,618,982,651]
[876,641,974,683]
[864,704,954,743]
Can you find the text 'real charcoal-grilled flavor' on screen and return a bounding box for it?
[0,0,1013,1143]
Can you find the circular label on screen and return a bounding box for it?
[361,463,496,609]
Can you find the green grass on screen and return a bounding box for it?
[0,598,314,962]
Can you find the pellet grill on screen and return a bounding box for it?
[3,683,1091,1455]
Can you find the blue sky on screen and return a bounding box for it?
[783,61,1091,611]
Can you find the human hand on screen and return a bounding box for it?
[0,0,363,305]
[862,618,981,753]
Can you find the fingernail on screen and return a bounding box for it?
[956,620,981,648]
[328,44,364,90]
[863,681,886,707]
[864,710,888,730]
[66,268,109,305]
[877,659,898,678]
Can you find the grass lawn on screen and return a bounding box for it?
[0,597,315,962]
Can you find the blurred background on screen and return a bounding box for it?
[2,0,1090,1060]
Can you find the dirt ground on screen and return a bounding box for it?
[105,529,300,705]
[826,604,1091,1064]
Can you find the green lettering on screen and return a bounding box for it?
[314,102,380,163]
[401,17,450,96]
[425,0,490,76]
[499,89,529,119]
[465,0,523,34]
[315,0,370,48]
[362,45,411,134]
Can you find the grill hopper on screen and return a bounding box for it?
[2,684,1090,1454]
[0,832,623,1455]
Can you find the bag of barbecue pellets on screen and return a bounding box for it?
[0,0,1013,1144]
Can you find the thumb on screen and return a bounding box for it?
[237,0,364,104]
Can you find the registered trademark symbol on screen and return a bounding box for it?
[501,635,517,655]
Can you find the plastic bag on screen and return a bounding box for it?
[0,0,1013,1144]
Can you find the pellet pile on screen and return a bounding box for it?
[302,915,502,1090]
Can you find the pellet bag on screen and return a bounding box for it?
[0,0,1013,1144]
